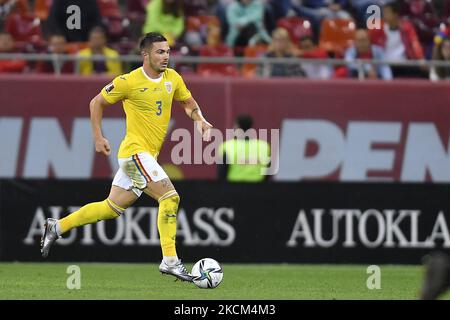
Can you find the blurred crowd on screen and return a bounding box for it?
[0,0,450,80]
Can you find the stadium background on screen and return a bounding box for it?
[0,0,450,300]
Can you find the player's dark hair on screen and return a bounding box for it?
[139,32,168,51]
[236,114,253,132]
[384,1,400,14]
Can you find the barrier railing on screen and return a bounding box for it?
[0,52,448,80]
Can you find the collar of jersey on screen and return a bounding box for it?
[141,67,163,83]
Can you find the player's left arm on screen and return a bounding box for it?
[179,96,213,141]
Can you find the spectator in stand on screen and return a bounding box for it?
[263,27,305,77]
[205,23,222,47]
[215,0,233,42]
[0,0,29,30]
[430,37,450,81]
[369,1,425,78]
[77,26,122,76]
[297,35,332,79]
[344,28,392,79]
[218,114,271,182]
[420,252,450,300]
[267,0,292,22]
[47,0,103,42]
[183,0,211,16]
[143,0,184,46]
[265,0,293,34]
[36,33,74,74]
[226,0,271,48]
[291,0,352,34]
[0,31,26,72]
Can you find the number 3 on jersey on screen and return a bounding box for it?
[156,100,162,116]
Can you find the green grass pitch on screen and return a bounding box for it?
[0,263,449,300]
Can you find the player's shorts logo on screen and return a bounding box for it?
[164,81,172,94]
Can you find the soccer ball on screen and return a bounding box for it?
[191,258,223,289]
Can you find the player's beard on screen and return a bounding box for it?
[150,60,167,73]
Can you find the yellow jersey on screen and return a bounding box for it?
[101,67,192,159]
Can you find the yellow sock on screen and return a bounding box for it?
[59,199,124,234]
[158,192,180,257]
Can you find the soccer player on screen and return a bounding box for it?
[420,251,450,300]
[40,32,213,282]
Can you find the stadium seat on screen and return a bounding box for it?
[319,18,356,55]
[197,44,239,77]
[5,14,43,44]
[276,17,313,44]
[34,0,52,20]
[97,0,122,19]
[241,44,268,78]
[400,0,436,17]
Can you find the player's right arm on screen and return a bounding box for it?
[91,75,129,156]
[90,93,112,156]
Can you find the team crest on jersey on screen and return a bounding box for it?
[105,83,114,93]
[164,81,172,93]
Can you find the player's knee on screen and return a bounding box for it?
[159,193,180,214]
[170,193,180,206]
[105,198,126,217]
[164,193,180,208]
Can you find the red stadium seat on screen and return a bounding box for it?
[276,17,313,44]
[319,18,356,55]
[241,44,268,78]
[400,0,436,17]
[97,0,122,19]
[197,44,239,77]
